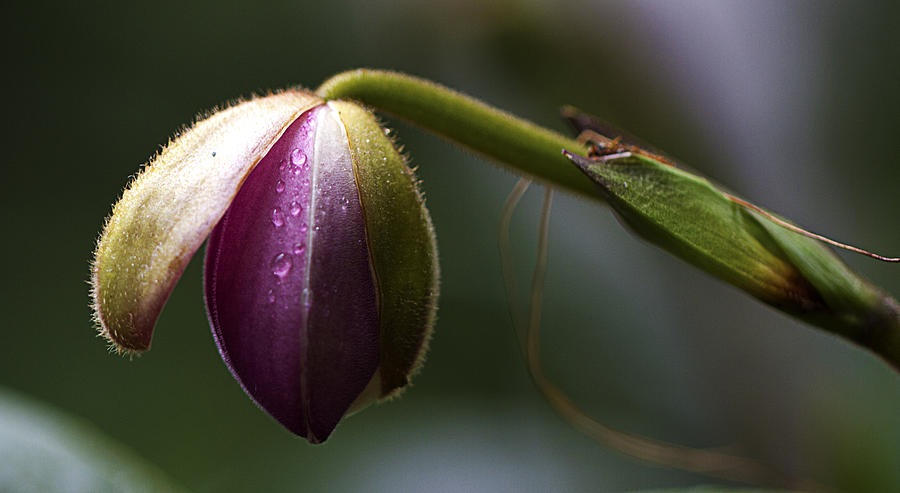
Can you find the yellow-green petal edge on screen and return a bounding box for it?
[92,90,322,353]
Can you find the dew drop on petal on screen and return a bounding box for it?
[267,289,276,303]
[290,149,307,166]
[289,201,302,216]
[300,223,308,234]
[272,208,284,227]
[293,243,305,255]
[275,180,285,193]
[271,253,292,278]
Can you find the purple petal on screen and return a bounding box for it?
[204,105,380,442]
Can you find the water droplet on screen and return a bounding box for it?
[271,253,292,278]
[301,178,310,189]
[341,204,348,212]
[275,179,285,193]
[267,289,276,303]
[279,159,288,171]
[271,208,284,227]
[293,243,305,255]
[290,149,307,166]
[289,201,302,216]
[300,224,308,234]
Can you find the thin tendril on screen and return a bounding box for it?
[499,183,805,489]
[499,177,533,355]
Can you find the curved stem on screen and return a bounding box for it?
[316,69,598,199]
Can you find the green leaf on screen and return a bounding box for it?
[0,387,188,493]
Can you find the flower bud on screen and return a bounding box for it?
[91,92,439,442]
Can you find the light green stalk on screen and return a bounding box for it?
[316,69,596,197]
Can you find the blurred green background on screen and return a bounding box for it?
[2,1,899,491]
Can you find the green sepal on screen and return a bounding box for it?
[330,100,440,397]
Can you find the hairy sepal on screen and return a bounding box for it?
[92,90,322,353]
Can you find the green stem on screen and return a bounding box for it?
[316,69,598,198]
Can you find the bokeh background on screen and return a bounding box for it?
[2,1,899,491]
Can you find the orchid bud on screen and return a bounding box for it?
[91,92,439,443]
